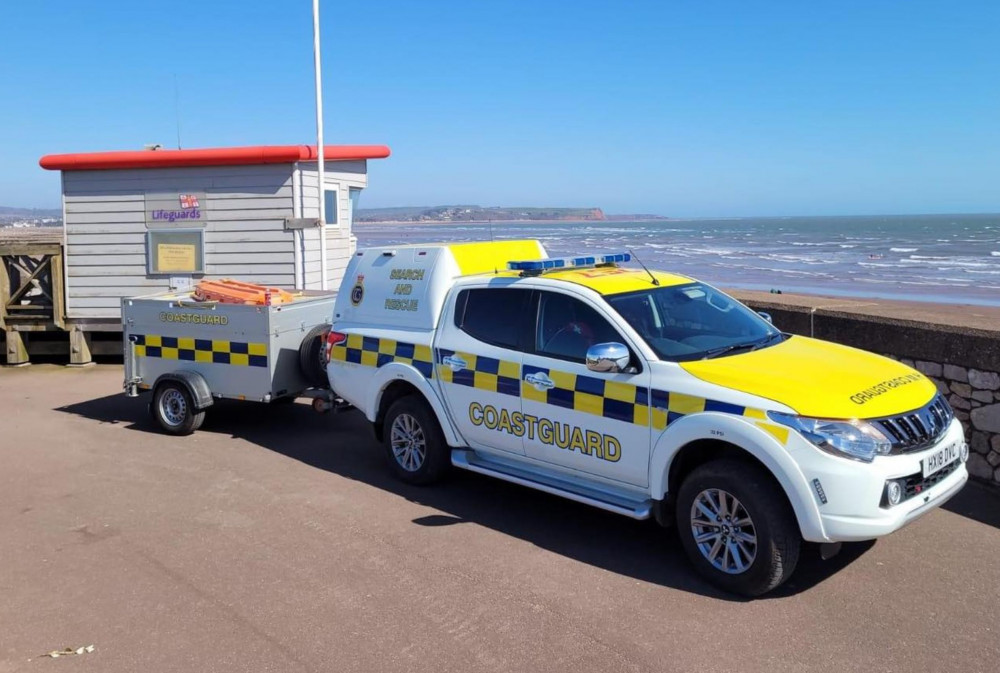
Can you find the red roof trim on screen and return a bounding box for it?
[39,144,391,171]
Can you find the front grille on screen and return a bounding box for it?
[902,460,961,500]
[881,459,962,508]
[872,394,954,455]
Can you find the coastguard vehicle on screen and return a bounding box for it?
[325,240,969,595]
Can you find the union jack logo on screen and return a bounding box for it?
[179,194,200,209]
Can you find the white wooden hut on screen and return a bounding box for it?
[39,144,390,331]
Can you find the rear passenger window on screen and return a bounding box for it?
[455,288,530,350]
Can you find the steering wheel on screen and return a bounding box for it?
[546,321,594,349]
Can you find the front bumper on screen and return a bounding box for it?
[791,418,968,542]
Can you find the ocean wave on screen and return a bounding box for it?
[992,251,1000,257]
[890,247,918,252]
[909,255,950,261]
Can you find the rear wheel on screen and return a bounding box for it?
[675,459,800,596]
[382,396,450,485]
[152,382,205,435]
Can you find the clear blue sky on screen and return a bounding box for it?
[2,0,998,217]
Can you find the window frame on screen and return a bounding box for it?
[323,188,339,226]
[146,228,206,276]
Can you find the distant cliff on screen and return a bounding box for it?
[355,205,606,223]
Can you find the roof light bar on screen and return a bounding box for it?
[507,252,631,275]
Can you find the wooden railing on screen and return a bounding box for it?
[0,229,65,364]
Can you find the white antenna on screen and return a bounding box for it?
[173,73,182,149]
[313,0,328,291]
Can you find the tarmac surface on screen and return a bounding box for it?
[2,364,1000,672]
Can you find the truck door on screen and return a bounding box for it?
[520,290,652,487]
[434,285,531,456]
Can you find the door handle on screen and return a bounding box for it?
[442,355,467,372]
[525,372,555,390]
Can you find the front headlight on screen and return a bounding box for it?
[768,411,892,462]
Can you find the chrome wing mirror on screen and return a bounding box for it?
[586,342,631,374]
[757,311,773,324]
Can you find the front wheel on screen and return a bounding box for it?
[152,382,205,435]
[382,396,450,485]
[675,459,800,596]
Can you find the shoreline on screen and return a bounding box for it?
[355,219,610,226]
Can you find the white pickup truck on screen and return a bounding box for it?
[325,240,968,595]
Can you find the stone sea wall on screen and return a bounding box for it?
[734,293,1000,489]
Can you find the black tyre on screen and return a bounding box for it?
[298,324,331,388]
[382,396,450,485]
[675,459,800,596]
[152,382,206,435]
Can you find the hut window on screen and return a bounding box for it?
[324,189,338,225]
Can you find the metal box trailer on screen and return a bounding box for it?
[122,289,337,433]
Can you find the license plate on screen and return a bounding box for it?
[922,441,961,478]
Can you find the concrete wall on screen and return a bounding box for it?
[735,292,1000,489]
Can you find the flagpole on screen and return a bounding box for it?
[312,0,328,290]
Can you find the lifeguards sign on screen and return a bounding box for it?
[145,191,207,227]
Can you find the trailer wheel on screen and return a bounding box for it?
[153,382,206,435]
[299,324,331,388]
[382,396,450,485]
[675,459,800,596]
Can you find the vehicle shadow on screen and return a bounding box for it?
[941,480,1000,530]
[57,394,875,601]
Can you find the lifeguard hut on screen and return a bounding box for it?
[12,143,390,363]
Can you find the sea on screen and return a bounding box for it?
[355,213,1000,307]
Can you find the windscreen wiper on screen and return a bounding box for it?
[702,332,784,359]
[701,341,759,359]
[750,332,784,351]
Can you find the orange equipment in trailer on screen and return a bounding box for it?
[193,279,297,306]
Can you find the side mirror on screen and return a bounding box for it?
[757,311,773,324]
[586,342,631,373]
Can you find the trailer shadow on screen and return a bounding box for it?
[58,394,875,601]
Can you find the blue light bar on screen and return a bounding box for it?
[506,252,631,273]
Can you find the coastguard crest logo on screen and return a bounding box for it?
[350,274,365,306]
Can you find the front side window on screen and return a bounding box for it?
[454,288,531,350]
[605,283,782,361]
[535,292,623,363]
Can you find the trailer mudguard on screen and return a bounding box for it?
[152,371,214,410]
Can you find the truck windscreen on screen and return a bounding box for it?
[605,283,783,361]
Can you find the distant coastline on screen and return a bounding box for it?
[354,204,672,224]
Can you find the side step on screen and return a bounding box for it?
[451,449,653,520]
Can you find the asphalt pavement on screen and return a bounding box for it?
[2,365,999,672]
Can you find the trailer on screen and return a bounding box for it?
[122,288,337,434]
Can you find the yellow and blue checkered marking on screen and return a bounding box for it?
[131,334,268,368]
[517,363,786,440]
[436,349,521,395]
[333,334,787,442]
[520,363,652,426]
[330,333,434,378]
